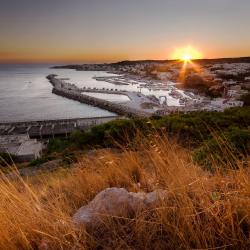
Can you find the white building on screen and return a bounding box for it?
[0,134,43,162]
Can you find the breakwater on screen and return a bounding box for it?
[47,75,151,118]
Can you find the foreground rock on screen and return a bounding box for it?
[73,187,167,229]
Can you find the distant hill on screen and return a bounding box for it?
[52,57,250,69]
[111,57,250,65]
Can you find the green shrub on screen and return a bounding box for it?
[70,130,87,147]
[47,138,69,153]
[69,119,152,149]
[193,127,250,171]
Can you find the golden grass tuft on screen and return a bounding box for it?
[0,134,249,249]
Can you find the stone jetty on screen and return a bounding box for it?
[47,75,152,118]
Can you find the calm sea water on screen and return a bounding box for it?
[0,64,116,122]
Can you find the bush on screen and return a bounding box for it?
[70,130,87,148]
[47,138,70,154]
[69,119,152,149]
[193,127,250,171]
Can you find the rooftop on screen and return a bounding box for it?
[0,134,43,161]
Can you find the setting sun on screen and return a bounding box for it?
[181,54,192,62]
[171,46,203,61]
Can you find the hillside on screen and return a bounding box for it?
[36,107,250,171]
[0,131,250,249]
[0,107,250,249]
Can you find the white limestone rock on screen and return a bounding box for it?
[73,187,167,229]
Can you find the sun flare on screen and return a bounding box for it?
[171,46,202,61]
[181,54,192,62]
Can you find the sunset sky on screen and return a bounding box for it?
[1,0,250,63]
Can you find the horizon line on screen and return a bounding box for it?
[1,55,250,65]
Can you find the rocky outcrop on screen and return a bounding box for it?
[73,187,167,229]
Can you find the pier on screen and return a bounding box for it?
[47,75,156,118]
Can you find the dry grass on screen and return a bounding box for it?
[0,134,250,249]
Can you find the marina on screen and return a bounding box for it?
[47,74,159,118]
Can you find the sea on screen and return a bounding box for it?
[0,64,118,122]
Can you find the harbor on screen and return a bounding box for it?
[47,74,159,118]
[0,65,246,162]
